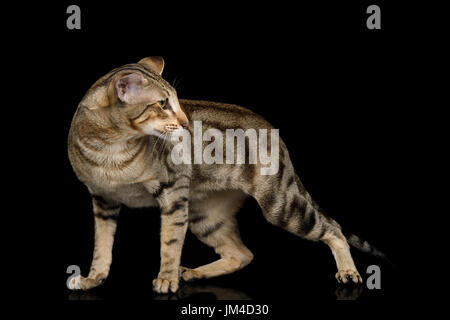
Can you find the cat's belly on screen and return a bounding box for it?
[98,183,158,208]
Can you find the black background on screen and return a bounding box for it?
[16,0,425,312]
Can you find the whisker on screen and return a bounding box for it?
[157,133,167,159]
[150,132,164,159]
[172,75,183,91]
[162,133,170,156]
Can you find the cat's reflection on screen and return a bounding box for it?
[69,284,361,300]
[153,284,252,300]
[68,291,104,300]
[68,284,251,300]
[335,285,363,300]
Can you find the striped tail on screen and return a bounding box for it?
[342,229,389,262]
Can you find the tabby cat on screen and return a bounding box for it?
[68,57,383,293]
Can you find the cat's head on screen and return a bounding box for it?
[80,57,189,139]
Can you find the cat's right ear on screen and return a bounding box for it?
[115,72,150,104]
[81,72,149,109]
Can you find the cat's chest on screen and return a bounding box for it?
[85,163,161,208]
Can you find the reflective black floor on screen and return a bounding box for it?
[68,283,371,301]
[63,252,398,303]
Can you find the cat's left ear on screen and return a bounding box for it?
[138,56,165,75]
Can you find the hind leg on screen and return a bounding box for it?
[262,188,361,284]
[181,190,253,281]
[247,149,362,284]
[320,230,362,284]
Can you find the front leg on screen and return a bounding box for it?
[151,178,190,293]
[68,194,121,291]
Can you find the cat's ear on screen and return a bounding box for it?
[138,56,165,75]
[80,84,110,110]
[115,72,149,104]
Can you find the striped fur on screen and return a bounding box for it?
[68,57,383,293]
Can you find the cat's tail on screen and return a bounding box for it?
[341,229,391,263]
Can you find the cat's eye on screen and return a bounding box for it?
[158,99,168,109]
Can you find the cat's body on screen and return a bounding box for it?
[68,57,380,293]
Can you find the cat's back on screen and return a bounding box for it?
[179,99,273,130]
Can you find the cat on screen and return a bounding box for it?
[68,57,384,293]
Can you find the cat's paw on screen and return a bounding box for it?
[153,277,179,294]
[67,273,107,291]
[68,275,82,290]
[335,269,363,284]
[180,266,201,282]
